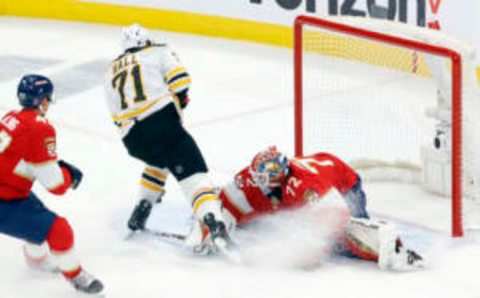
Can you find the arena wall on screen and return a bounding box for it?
[2,0,479,78]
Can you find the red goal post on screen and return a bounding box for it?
[293,15,464,237]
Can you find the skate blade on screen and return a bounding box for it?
[124,230,136,241]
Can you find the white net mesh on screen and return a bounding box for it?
[298,17,480,234]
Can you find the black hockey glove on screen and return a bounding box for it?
[58,160,83,190]
[175,89,190,109]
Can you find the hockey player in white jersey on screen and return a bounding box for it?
[104,24,230,250]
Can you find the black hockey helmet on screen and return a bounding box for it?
[17,74,54,108]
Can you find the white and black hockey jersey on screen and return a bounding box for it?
[104,44,191,137]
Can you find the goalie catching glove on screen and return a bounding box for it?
[58,160,83,190]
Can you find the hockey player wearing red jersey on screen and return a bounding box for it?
[220,147,369,224]
[190,146,423,270]
[0,75,103,294]
[104,24,231,251]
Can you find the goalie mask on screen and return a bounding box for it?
[121,23,151,51]
[250,146,289,191]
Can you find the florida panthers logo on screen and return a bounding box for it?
[44,137,57,157]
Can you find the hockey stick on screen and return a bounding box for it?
[143,228,187,241]
[146,230,244,264]
[124,228,187,242]
[125,228,243,264]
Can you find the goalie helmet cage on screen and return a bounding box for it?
[293,15,474,237]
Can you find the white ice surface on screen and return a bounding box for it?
[0,17,479,298]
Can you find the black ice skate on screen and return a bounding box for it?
[405,249,423,266]
[127,199,153,231]
[67,270,104,294]
[202,213,232,249]
[202,213,242,263]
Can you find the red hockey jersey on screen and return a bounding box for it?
[0,109,72,200]
[219,152,358,224]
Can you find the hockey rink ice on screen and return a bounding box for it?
[0,17,479,298]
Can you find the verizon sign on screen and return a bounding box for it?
[250,0,442,28]
[80,0,480,55]
[80,0,442,27]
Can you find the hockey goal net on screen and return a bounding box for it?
[294,16,480,237]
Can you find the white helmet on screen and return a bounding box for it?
[121,24,151,51]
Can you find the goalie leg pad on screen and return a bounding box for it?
[346,218,424,270]
[376,222,398,270]
[345,218,397,265]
